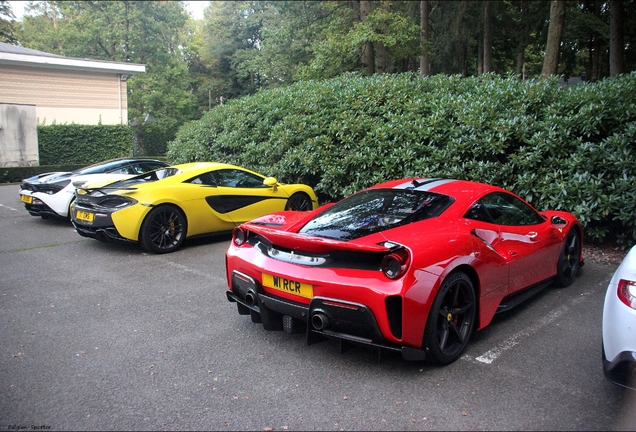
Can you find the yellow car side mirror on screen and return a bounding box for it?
[263,177,278,187]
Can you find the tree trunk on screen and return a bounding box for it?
[541,0,566,77]
[461,45,469,78]
[515,45,525,79]
[352,0,361,22]
[609,0,625,76]
[375,1,390,74]
[478,30,483,75]
[588,0,601,81]
[483,1,493,73]
[136,132,145,156]
[360,0,374,75]
[515,1,529,79]
[420,0,430,76]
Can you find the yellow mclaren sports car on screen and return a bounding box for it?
[70,162,319,254]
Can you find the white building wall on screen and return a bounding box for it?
[35,107,127,126]
[0,103,39,167]
[0,64,128,125]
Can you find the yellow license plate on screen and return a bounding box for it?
[76,210,95,223]
[20,194,32,204]
[262,273,313,299]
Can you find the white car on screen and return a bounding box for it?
[602,245,636,390]
[19,158,168,219]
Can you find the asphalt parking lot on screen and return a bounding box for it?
[1,183,635,431]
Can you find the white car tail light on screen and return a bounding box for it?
[617,279,636,310]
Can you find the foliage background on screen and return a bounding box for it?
[38,124,133,165]
[168,72,636,246]
[7,0,636,144]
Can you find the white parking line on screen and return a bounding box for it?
[464,291,593,364]
[0,203,18,211]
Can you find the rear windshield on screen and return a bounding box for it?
[299,189,454,240]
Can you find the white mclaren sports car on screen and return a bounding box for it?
[603,245,636,390]
[19,158,168,220]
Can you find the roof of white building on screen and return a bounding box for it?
[0,42,145,76]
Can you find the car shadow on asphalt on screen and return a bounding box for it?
[74,231,234,255]
[184,232,233,250]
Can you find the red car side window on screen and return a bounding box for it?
[466,192,544,226]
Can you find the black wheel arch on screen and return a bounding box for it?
[436,264,481,327]
[142,202,189,229]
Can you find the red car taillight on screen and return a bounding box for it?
[617,279,636,310]
[233,227,246,246]
[381,248,410,280]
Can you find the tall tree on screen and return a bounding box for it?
[0,0,16,43]
[515,1,530,78]
[431,1,480,77]
[508,1,550,78]
[374,0,390,74]
[420,0,430,76]
[589,0,603,81]
[482,1,493,73]
[610,0,625,76]
[360,0,374,75]
[558,1,608,80]
[200,1,265,100]
[250,1,347,86]
[18,1,65,52]
[542,0,566,76]
[295,0,420,80]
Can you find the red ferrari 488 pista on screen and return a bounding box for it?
[226,178,583,365]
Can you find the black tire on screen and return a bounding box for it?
[554,228,581,287]
[285,192,312,211]
[139,205,187,254]
[423,272,476,365]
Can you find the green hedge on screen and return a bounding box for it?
[168,72,636,246]
[0,124,136,183]
[38,124,133,165]
[135,118,180,157]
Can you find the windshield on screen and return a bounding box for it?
[299,189,454,240]
[106,167,181,188]
[74,159,127,175]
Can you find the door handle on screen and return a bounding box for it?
[526,232,538,239]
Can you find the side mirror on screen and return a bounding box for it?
[550,215,568,228]
[263,177,278,187]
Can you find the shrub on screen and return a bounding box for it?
[38,124,133,165]
[168,72,636,246]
